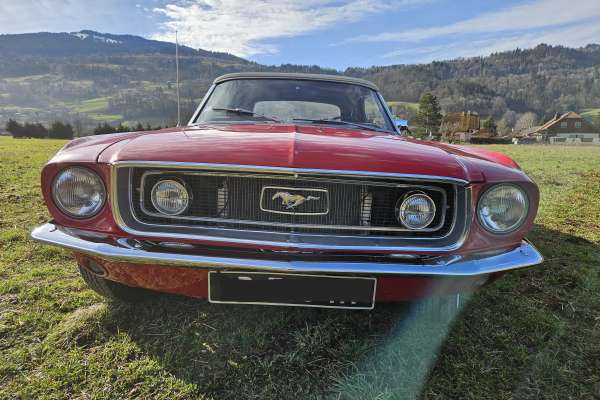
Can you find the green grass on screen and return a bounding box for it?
[581,108,600,117]
[1,137,599,399]
[1,74,52,83]
[68,97,123,121]
[72,97,110,113]
[0,105,41,112]
[87,113,124,122]
[387,101,420,111]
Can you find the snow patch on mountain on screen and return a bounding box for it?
[69,32,122,44]
[71,32,89,40]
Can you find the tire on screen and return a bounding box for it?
[78,265,151,303]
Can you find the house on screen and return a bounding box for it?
[517,112,599,144]
[439,111,480,142]
[440,111,480,133]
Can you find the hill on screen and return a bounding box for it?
[349,44,600,124]
[0,30,247,60]
[0,31,598,133]
[0,31,337,131]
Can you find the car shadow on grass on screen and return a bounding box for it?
[97,224,598,400]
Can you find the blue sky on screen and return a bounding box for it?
[1,0,599,69]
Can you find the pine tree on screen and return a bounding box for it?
[116,123,130,133]
[415,93,442,136]
[6,119,24,138]
[94,123,117,135]
[483,117,498,136]
[48,121,74,139]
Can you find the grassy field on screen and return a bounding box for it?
[387,101,420,112]
[0,137,599,399]
[582,107,600,116]
[73,97,111,113]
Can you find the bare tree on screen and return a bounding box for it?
[501,110,517,129]
[515,112,539,132]
[496,118,511,136]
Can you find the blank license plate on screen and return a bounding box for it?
[208,271,376,309]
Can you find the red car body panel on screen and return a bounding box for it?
[74,254,499,301]
[99,125,469,180]
[40,123,539,301]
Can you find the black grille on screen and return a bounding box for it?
[129,168,455,238]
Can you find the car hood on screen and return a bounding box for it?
[90,123,530,182]
[96,124,480,181]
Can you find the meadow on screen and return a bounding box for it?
[0,137,598,399]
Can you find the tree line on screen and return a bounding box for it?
[6,119,166,138]
[6,119,74,139]
[92,122,163,135]
[352,44,600,126]
[3,41,599,135]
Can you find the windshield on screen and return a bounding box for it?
[192,79,395,132]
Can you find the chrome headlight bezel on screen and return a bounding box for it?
[477,183,529,234]
[395,192,437,230]
[150,179,191,216]
[52,166,106,219]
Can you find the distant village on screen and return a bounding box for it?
[389,103,600,145]
[442,110,599,144]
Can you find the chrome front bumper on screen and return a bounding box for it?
[31,223,543,277]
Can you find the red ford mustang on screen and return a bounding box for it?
[32,72,542,310]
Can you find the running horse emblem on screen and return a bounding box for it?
[272,192,320,210]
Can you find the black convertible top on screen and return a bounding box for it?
[213,72,380,91]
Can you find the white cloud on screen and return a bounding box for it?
[152,0,416,57]
[348,0,600,43]
[382,20,600,63]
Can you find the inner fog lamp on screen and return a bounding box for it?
[478,184,528,234]
[150,179,190,216]
[52,167,106,218]
[396,193,436,230]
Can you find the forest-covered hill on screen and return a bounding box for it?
[0,31,598,134]
[0,31,336,132]
[354,44,600,124]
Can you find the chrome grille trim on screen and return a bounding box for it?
[114,161,469,184]
[360,188,372,227]
[136,169,449,233]
[217,181,229,218]
[110,161,471,252]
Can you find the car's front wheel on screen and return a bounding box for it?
[78,265,151,302]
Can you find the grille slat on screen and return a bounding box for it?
[131,168,455,238]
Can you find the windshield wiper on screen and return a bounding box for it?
[211,107,281,123]
[292,117,392,133]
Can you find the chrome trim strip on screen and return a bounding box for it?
[113,161,469,185]
[188,84,216,126]
[135,168,449,232]
[111,162,471,252]
[31,223,543,277]
[208,271,376,310]
[212,72,380,91]
[377,91,401,135]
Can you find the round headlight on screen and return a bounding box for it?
[150,179,190,216]
[52,167,106,218]
[396,193,436,230]
[478,184,528,234]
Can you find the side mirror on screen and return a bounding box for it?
[394,119,408,129]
